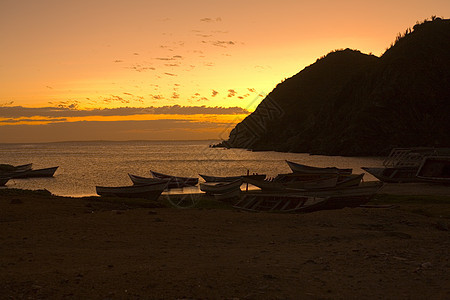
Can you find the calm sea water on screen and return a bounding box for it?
[0,140,384,197]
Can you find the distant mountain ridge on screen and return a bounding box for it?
[219,17,450,156]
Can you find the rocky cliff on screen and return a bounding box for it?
[220,18,450,156]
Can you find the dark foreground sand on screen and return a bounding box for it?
[0,183,449,299]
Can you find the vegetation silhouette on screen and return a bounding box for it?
[220,17,450,156]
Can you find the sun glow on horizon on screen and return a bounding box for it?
[1,0,450,142]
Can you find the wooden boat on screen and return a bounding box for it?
[150,170,198,188]
[128,174,170,187]
[361,147,449,183]
[416,156,450,183]
[233,193,327,213]
[200,179,243,195]
[236,181,384,213]
[12,166,58,179]
[96,181,166,199]
[199,173,266,183]
[362,167,420,183]
[286,160,352,175]
[0,177,10,186]
[242,175,338,192]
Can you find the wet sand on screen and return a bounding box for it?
[0,183,449,299]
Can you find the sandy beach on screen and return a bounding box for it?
[1,183,449,299]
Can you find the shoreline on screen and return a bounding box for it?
[1,184,449,299]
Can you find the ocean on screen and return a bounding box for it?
[0,140,384,197]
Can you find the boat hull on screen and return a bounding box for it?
[96,182,166,199]
[286,160,352,175]
[416,156,450,183]
[12,167,58,179]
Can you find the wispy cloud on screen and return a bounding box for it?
[202,40,235,48]
[200,17,222,23]
[227,89,237,97]
[0,105,249,119]
[0,117,67,123]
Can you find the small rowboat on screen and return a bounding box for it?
[150,170,198,188]
[199,173,266,183]
[12,166,58,179]
[96,181,166,199]
[286,160,352,175]
[200,179,243,195]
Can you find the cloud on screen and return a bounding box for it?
[127,64,155,72]
[0,118,238,143]
[211,90,219,97]
[164,72,177,76]
[0,117,67,123]
[202,40,235,48]
[0,101,15,107]
[0,105,249,119]
[200,17,222,22]
[227,89,237,97]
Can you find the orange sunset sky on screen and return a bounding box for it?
[1,0,449,143]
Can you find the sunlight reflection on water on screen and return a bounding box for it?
[0,141,384,197]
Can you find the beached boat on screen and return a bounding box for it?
[416,156,450,184]
[233,193,327,212]
[286,160,352,175]
[12,166,58,179]
[150,170,198,188]
[362,147,449,183]
[96,181,166,199]
[236,181,384,213]
[242,175,338,192]
[200,179,243,195]
[128,174,170,186]
[0,177,10,186]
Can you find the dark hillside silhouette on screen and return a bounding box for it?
[220,18,450,156]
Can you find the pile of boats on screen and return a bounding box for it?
[96,171,199,199]
[362,147,450,184]
[0,163,59,186]
[200,160,383,212]
[97,160,384,213]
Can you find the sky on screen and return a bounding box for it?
[1,0,449,143]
